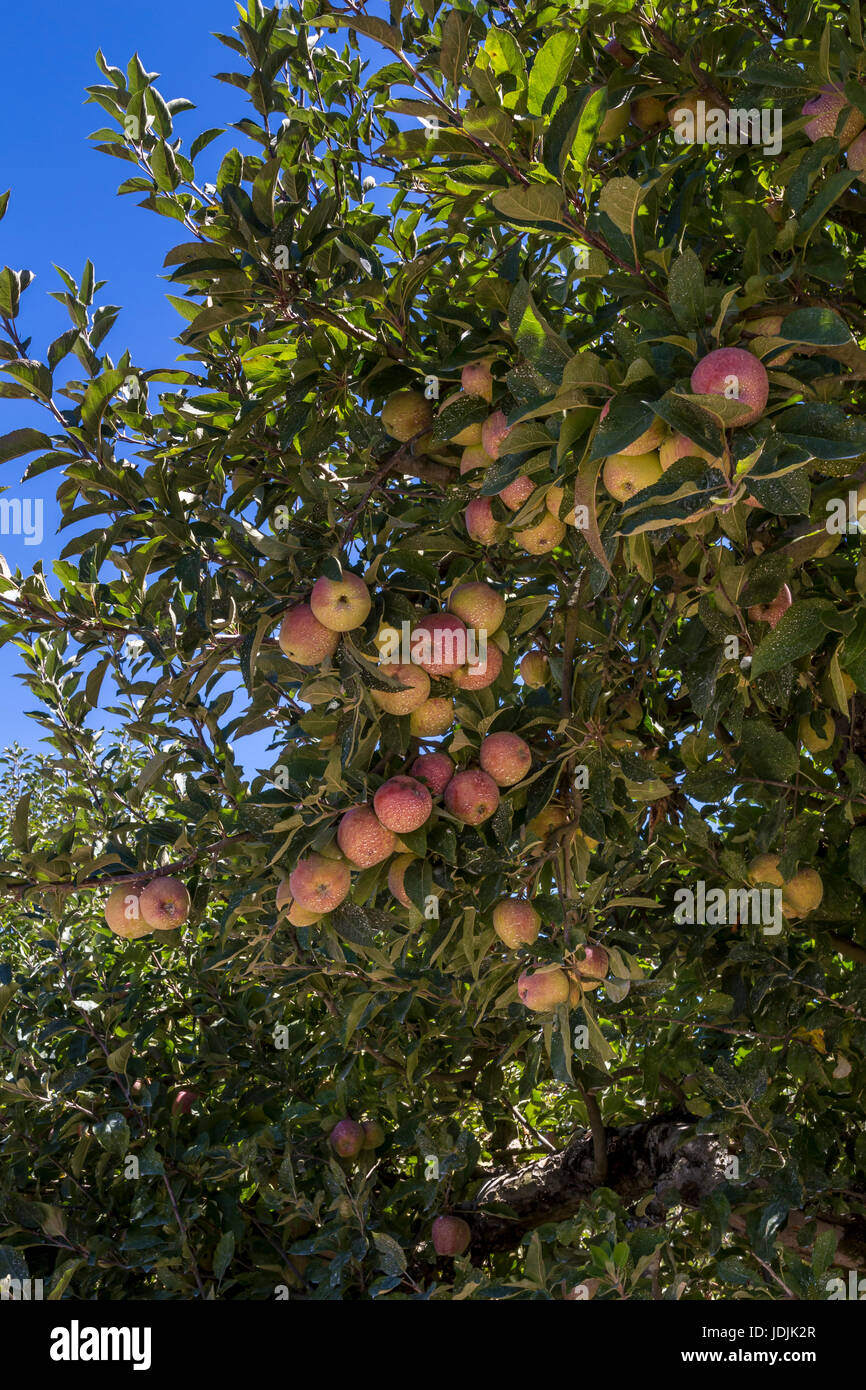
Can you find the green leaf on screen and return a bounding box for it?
[751,600,837,677]
[93,1113,130,1157]
[777,307,852,345]
[737,719,798,781]
[106,1038,134,1074]
[527,31,577,116]
[372,1231,407,1276]
[667,249,706,331]
[0,427,53,464]
[213,1230,235,1281]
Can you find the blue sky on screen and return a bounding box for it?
[0,2,284,768]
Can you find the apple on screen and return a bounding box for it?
[381,389,434,442]
[602,451,662,501]
[361,1118,385,1149]
[461,360,494,402]
[412,612,468,678]
[782,867,823,919]
[460,444,494,485]
[172,1088,198,1116]
[691,347,769,426]
[799,711,835,754]
[527,803,567,839]
[432,1215,471,1257]
[337,805,397,868]
[499,475,535,511]
[104,885,152,939]
[439,391,484,446]
[802,84,865,144]
[574,944,609,979]
[631,94,668,129]
[659,433,720,472]
[447,581,506,633]
[465,496,506,545]
[479,731,532,786]
[519,650,548,688]
[139,877,190,930]
[289,852,351,914]
[410,752,455,796]
[667,90,703,126]
[276,877,322,926]
[330,1118,366,1157]
[600,400,666,455]
[515,513,566,554]
[387,853,416,907]
[517,965,570,1011]
[604,37,635,68]
[492,899,541,948]
[409,697,455,737]
[371,663,431,715]
[444,768,500,824]
[848,128,866,171]
[279,603,340,665]
[373,775,433,833]
[310,572,371,633]
[453,638,503,690]
[747,853,785,889]
[481,409,511,459]
[747,583,792,629]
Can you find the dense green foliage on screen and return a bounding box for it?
[1,0,865,1299]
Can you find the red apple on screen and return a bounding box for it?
[479,731,532,786]
[139,877,190,930]
[289,853,351,914]
[691,347,769,426]
[432,1215,471,1257]
[412,612,468,678]
[373,776,433,833]
[279,603,340,665]
[444,768,500,825]
[409,752,455,796]
[337,805,397,868]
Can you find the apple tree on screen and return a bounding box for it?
[1,0,865,1299]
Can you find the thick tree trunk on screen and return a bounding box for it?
[466,1110,866,1270]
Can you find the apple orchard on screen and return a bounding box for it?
[1,0,866,1301]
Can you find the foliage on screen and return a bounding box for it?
[0,0,865,1299]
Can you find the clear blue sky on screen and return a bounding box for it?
[0,1,279,767]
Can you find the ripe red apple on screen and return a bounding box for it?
[310,572,371,633]
[289,853,351,914]
[276,877,322,926]
[410,752,455,796]
[747,583,792,629]
[515,513,566,554]
[492,899,541,948]
[381,389,434,441]
[453,639,503,690]
[172,1088,198,1116]
[519,650,548,687]
[371,663,431,715]
[517,965,570,1012]
[278,603,340,665]
[337,805,397,868]
[409,697,454,737]
[373,776,433,833]
[604,36,635,67]
[387,853,416,907]
[432,1215,471,1257]
[691,347,769,426]
[330,1118,366,1158]
[412,612,468,678]
[461,359,494,402]
[802,84,865,143]
[447,581,506,633]
[139,877,191,930]
[499,475,534,510]
[465,496,506,545]
[104,885,152,939]
[599,400,665,455]
[479,731,532,786]
[575,944,609,980]
[361,1118,385,1149]
[848,128,866,171]
[444,768,500,825]
[481,409,511,459]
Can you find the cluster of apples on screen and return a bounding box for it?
[329,1116,385,1157]
[517,943,610,1013]
[747,855,824,920]
[601,345,770,505]
[103,875,191,939]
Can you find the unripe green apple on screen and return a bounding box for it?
[310,572,371,633]
[492,898,540,948]
[519,650,548,688]
[515,513,566,554]
[799,710,835,754]
[602,451,662,501]
[440,391,483,446]
[371,663,431,715]
[631,94,668,129]
[382,389,433,442]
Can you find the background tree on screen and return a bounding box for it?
[1,0,865,1299]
